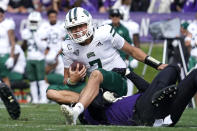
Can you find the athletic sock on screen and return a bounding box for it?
[38,80,49,103]
[30,81,39,103]
[73,102,84,115]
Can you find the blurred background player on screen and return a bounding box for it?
[39,9,65,101]
[39,9,65,93]
[45,53,65,90]
[112,0,131,22]
[40,9,65,68]
[0,7,16,88]
[0,8,20,120]
[109,9,132,60]
[21,11,48,104]
[108,8,137,95]
[112,0,140,48]
[103,8,139,67]
[109,1,140,72]
[8,44,28,103]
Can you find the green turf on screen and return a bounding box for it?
[134,43,164,82]
[0,44,196,131]
[0,104,197,131]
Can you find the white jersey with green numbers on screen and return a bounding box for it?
[40,21,65,53]
[21,28,46,60]
[0,18,15,54]
[61,24,126,73]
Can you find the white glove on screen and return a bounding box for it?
[5,57,14,69]
[129,59,138,69]
[124,59,129,67]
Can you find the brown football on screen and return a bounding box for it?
[70,61,85,71]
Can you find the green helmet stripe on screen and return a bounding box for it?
[83,9,89,16]
[68,10,72,22]
[74,7,77,20]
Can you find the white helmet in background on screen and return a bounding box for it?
[64,7,94,43]
[27,11,42,31]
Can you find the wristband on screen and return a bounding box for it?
[144,56,162,69]
[67,78,77,85]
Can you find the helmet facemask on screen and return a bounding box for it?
[29,20,39,31]
[66,23,93,44]
[27,12,42,31]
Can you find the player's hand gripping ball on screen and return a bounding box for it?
[70,61,85,71]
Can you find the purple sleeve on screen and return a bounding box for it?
[83,93,142,125]
[105,93,141,125]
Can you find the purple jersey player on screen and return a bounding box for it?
[79,64,197,127]
[83,93,141,125]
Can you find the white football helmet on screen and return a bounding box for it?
[27,11,42,31]
[64,7,94,43]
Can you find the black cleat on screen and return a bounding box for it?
[151,85,177,108]
[0,83,20,119]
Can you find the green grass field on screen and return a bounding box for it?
[1,104,197,131]
[0,44,197,131]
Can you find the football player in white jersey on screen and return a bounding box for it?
[40,9,65,65]
[0,8,16,88]
[39,10,65,90]
[0,8,20,120]
[46,7,167,125]
[21,11,48,104]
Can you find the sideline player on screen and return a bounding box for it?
[21,11,48,103]
[0,7,16,87]
[40,9,65,91]
[40,9,65,65]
